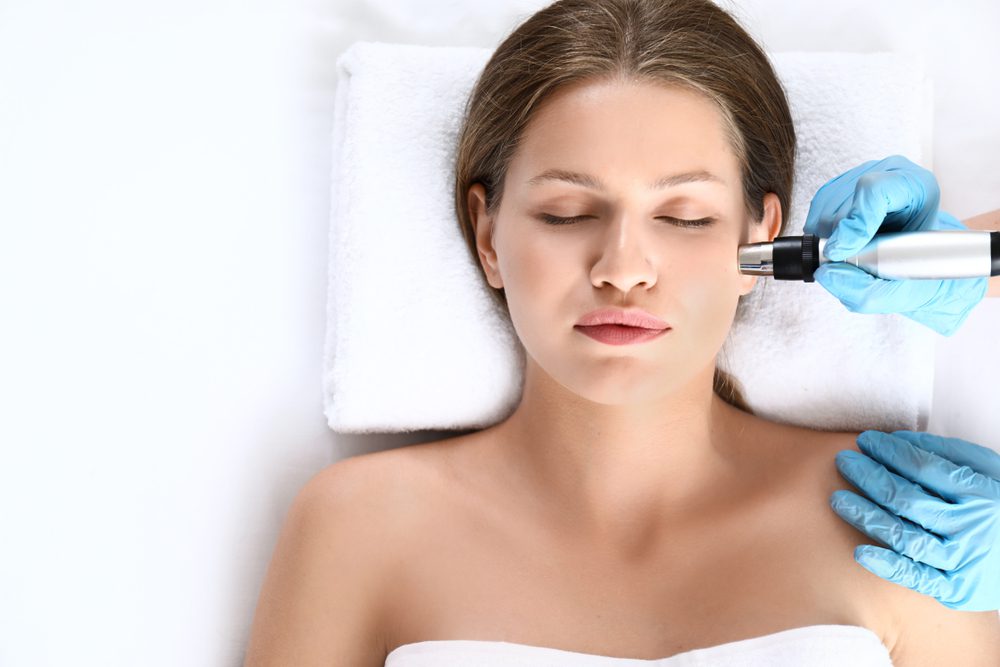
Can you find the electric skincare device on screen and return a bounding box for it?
[738,230,1000,282]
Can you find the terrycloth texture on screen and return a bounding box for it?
[383,624,894,666]
[324,41,936,434]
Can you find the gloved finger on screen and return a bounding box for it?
[812,263,876,309]
[853,545,963,608]
[803,159,880,237]
[813,263,933,313]
[856,430,998,503]
[825,169,936,261]
[887,430,1000,482]
[830,489,956,570]
[835,450,956,538]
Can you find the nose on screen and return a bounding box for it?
[588,214,658,294]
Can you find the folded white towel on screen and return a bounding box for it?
[323,41,936,435]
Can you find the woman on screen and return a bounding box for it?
[243,1,1000,664]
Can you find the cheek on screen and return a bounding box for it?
[671,234,740,286]
[672,239,742,329]
[494,233,570,342]
[497,230,567,293]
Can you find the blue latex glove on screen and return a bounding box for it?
[803,155,989,336]
[830,430,1000,611]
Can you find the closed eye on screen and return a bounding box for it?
[538,214,716,227]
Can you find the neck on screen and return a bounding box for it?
[490,355,751,549]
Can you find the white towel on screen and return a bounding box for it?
[382,624,893,667]
[323,41,936,435]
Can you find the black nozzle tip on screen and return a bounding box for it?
[772,234,820,281]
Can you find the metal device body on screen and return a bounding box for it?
[738,230,1000,282]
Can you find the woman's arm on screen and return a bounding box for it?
[962,209,1000,298]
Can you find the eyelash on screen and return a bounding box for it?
[538,214,716,227]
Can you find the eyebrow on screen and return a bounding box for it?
[526,168,726,190]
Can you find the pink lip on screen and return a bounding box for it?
[575,307,670,329]
[575,324,670,346]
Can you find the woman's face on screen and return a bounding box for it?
[468,78,781,405]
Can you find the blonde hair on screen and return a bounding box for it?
[453,0,796,413]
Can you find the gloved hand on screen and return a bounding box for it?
[830,430,1000,611]
[803,155,989,336]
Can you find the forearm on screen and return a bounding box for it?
[962,209,1000,298]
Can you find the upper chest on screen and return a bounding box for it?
[376,429,889,660]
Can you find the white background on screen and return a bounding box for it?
[0,1,997,665]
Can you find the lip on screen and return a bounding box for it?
[575,307,670,329]
[575,324,670,346]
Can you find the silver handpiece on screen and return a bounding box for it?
[822,230,994,279]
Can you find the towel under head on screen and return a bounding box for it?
[324,41,935,435]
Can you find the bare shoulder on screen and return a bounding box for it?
[306,442,435,515]
[300,436,459,573]
[243,442,450,667]
[310,434,467,530]
[748,422,899,644]
[775,422,1000,665]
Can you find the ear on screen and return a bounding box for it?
[738,192,782,296]
[468,183,504,289]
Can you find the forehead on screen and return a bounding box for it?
[510,78,739,185]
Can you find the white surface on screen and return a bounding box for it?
[0,1,997,666]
